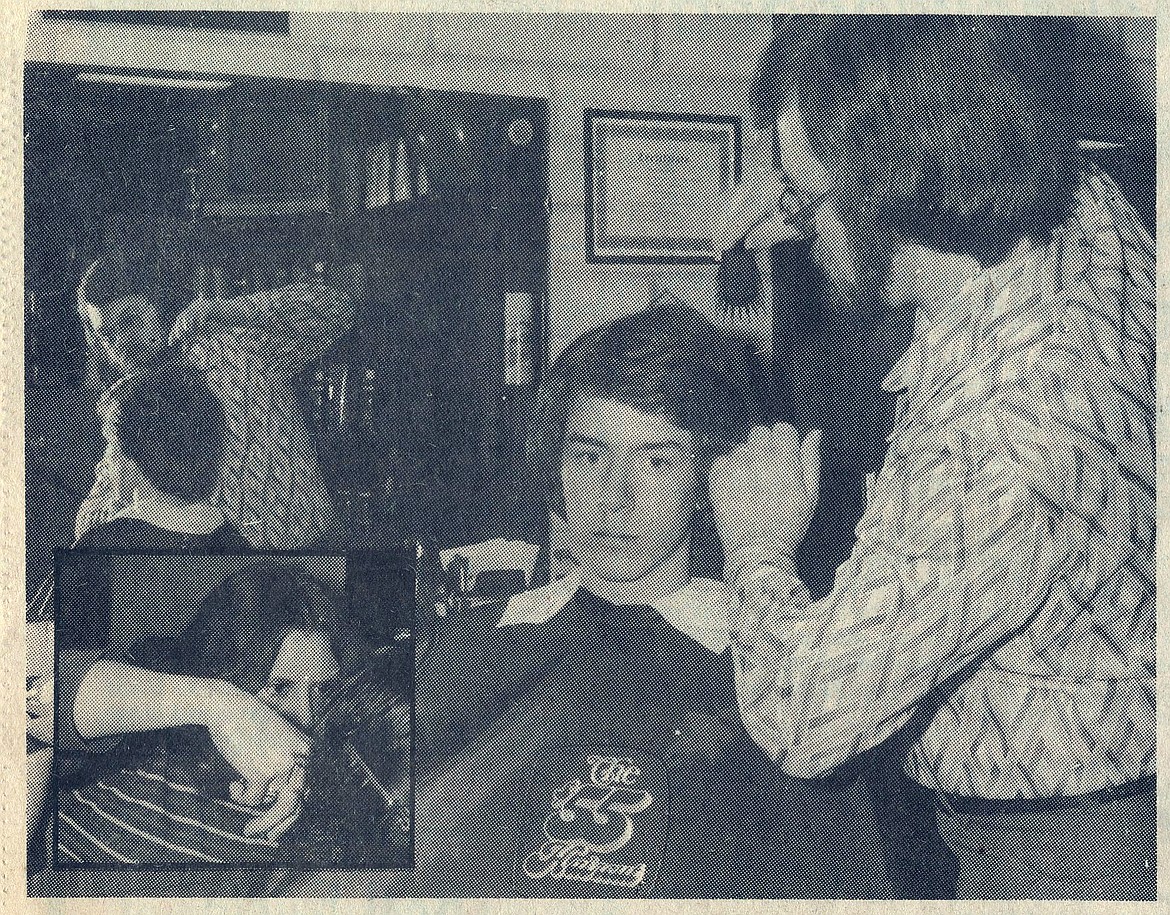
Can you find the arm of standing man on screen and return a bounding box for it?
[170,263,360,378]
[710,410,1068,779]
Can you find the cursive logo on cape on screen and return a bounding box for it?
[521,756,654,889]
[523,840,648,888]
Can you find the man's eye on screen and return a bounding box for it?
[645,454,674,470]
[570,450,601,466]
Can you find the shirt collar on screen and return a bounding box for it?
[497,569,734,654]
[112,491,226,535]
[881,236,1034,396]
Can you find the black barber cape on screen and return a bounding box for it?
[411,589,894,899]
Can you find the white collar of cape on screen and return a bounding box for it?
[497,568,733,655]
[111,493,226,535]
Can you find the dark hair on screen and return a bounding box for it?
[752,16,1140,266]
[182,565,344,694]
[528,303,763,577]
[100,352,226,503]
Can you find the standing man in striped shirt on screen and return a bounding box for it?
[711,16,1154,899]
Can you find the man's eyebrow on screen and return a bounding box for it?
[634,441,690,453]
[563,435,609,447]
[91,302,131,330]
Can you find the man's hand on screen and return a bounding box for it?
[203,683,313,840]
[712,172,809,256]
[709,424,822,585]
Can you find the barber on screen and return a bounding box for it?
[710,16,1154,900]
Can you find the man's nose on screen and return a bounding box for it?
[743,202,816,249]
[599,455,637,511]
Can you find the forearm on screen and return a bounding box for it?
[188,281,356,375]
[72,659,234,741]
[732,470,1060,777]
[733,561,947,777]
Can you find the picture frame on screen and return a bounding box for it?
[585,109,741,264]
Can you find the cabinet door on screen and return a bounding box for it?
[327,90,548,548]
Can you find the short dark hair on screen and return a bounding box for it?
[528,303,763,576]
[100,353,226,503]
[752,16,1140,266]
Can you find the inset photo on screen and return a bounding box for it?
[37,550,413,872]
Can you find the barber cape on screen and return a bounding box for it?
[411,577,893,899]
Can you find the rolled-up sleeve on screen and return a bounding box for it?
[190,282,356,380]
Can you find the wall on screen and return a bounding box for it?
[25,12,1154,363]
[25,12,777,364]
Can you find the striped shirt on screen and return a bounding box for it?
[733,162,1155,800]
[75,283,353,550]
[57,763,282,866]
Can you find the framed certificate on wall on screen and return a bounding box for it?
[586,109,741,264]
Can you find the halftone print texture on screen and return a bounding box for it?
[25,11,1154,902]
[42,551,413,883]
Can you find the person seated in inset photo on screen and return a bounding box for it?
[51,565,410,869]
[75,353,249,551]
[404,304,895,899]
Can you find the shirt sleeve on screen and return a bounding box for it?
[73,444,128,543]
[732,188,1155,780]
[732,405,1069,779]
[189,282,356,380]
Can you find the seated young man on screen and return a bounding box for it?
[77,353,248,551]
[389,305,895,899]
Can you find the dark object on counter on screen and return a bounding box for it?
[716,239,761,312]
